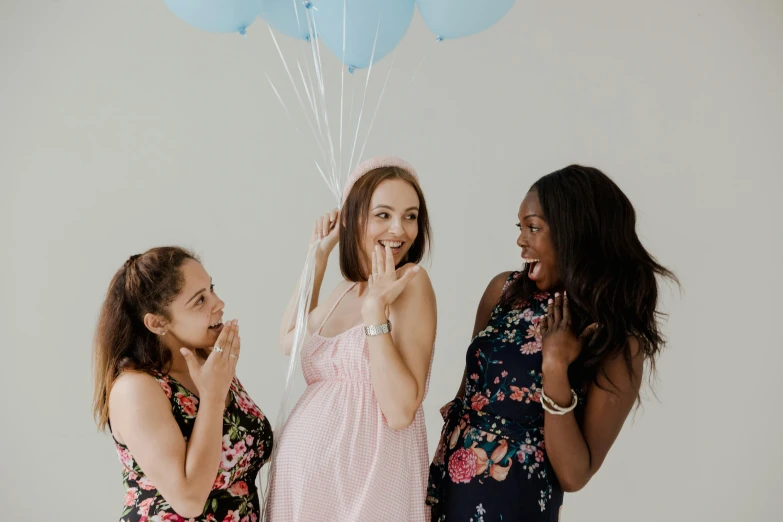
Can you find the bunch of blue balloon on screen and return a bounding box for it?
[164,0,516,68]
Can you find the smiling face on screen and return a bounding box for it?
[360,178,420,272]
[146,259,226,350]
[339,166,431,282]
[517,190,562,291]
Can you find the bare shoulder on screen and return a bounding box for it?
[308,280,355,325]
[399,265,435,298]
[109,371,170,413]
[483,271,514,304]
[595,335,645,395]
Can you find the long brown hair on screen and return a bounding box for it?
[92,246,197,431]
[339,167,432,282]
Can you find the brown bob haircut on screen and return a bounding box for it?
[339,166,431,282]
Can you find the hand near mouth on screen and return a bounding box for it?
[362,244,421,321]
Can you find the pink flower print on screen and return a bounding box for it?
[222,447,241,470]
[157,378,172,399]
[448,448,477,484]
[494,377,500,384]
[232,440,247,458]
[535,450,544,463]
[532,388,542,403]
[496,391,505,401]
[501,371,508,378]
[123,487,138,506]
[520,341,541,355]
[222,434,233,451]
[159,514,187,522]
[522,309,535,322]
[127,471,139,482]
[222,511,241,522]
[117,447,134,471]
[137,498,154,518]
[228,481,249,497]
[245,434,254,447]
[470,373,479,381]
[470,392,489,411]
[241,518,250,522]
[251,515,258,522]
[509,386,526,402]
[175,393,198,418]
[235,392,263,418]
[526,323,541,341]
[213,471,231,490]
[138,476,156,491]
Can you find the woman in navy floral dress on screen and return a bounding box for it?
[93,247,273,521]
[428,166,677,521]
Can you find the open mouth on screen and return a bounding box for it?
[208,321,223,331]
[379,240,404,254]
[522,258,542,280]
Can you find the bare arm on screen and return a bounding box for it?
[279,211,339,355]
[540,293,643,492]
[363,262,437,430]
[455,271,512,400]
[278,252,330,355]
[109,322,241,517]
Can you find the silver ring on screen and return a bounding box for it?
[214,345,223,353]
[229,354,237,359]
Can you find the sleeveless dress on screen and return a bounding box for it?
[427,272,571,521]
[113,373,273,522]
[267,283,431,521]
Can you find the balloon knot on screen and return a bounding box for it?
[348,65,356,74]
[238,26,247,36]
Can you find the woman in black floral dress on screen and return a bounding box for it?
[93,247,273,521]
[428,166,677,521]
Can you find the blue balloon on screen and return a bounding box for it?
[261,0,312,40]
[416,0,515,40]
[312,0,415,70]
[164,0,264,34]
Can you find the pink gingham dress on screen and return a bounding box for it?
[267,283,430,521]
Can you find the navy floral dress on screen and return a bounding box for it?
[113,373,273,522]
[428,272,572,521]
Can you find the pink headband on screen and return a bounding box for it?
[341,156,419,206]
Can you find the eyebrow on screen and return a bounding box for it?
[372,204,420,212]
[522,213,543,220]
[186,278,213,305]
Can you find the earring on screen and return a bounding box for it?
[160,331,166,336]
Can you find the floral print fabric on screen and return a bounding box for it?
[114,374,273,522]
[427,273,564,521]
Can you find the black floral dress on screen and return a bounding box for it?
[113,373,273,522]
[428,272,571,521]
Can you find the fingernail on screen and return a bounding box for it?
[548,298,554,304]
[555,292,560,297]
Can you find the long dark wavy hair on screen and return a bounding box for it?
[501,165,678,395]
[92,246,197,431]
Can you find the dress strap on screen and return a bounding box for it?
[316,282,358,335]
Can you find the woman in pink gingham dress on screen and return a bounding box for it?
[267,157,436,521]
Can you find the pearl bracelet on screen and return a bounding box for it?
[540,388,578,415]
